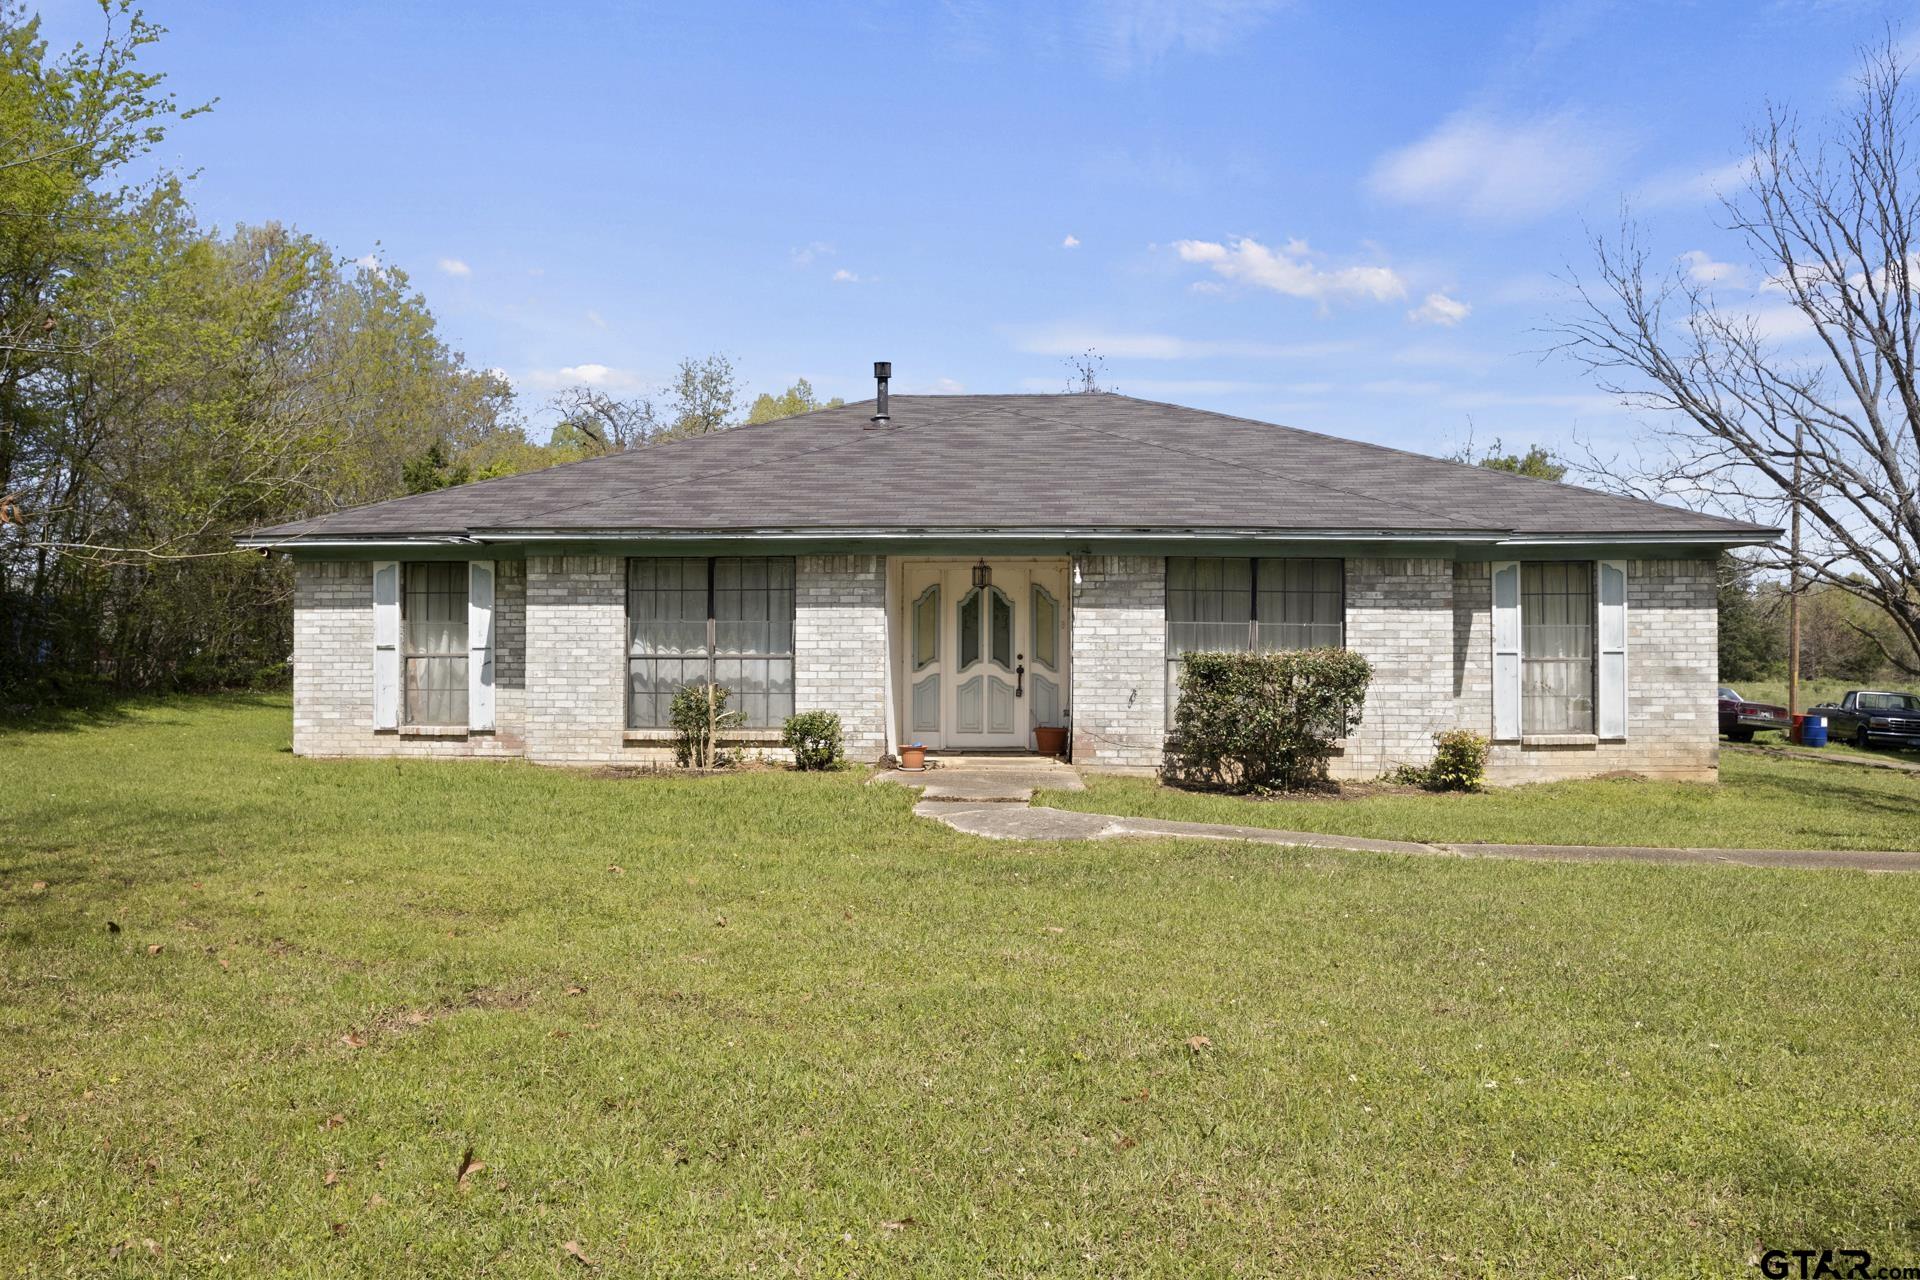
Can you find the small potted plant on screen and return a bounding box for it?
[1033,724,1068,758]
[898,742,928,771]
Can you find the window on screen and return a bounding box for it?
[627,557,795,729]
[403,561,468,726]
[1165,557,1345,713]
[1521,561,1594,734]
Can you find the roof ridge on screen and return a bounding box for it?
[1105,393,1763,529]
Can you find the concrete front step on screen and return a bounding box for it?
[870,758,1085,803]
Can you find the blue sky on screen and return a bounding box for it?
[34,0,1914,451]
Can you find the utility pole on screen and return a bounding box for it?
[1788,421,1803,730]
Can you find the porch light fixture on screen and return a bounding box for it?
[971,559,992,589]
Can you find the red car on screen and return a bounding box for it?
[1718,686,1792,742]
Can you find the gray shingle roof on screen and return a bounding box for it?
[247,394,1777,543]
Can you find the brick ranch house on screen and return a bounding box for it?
[243,374,1778,783]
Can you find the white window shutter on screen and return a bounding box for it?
[372,561,401,730]
[1491,561,1521,741]
[468,560,496,731]
[1597,559,1628,739]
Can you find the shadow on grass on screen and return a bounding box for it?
[0,690,287,738]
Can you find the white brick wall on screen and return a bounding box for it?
[1454,558,1718,782]
[794,554,890,761]
[289,551,1719,783]
[523,554,627,765]
[1069,555,1167,769]
[291,559,527,758]
[1335,557,1456,778]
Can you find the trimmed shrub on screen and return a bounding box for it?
[782,710,844,771]
[1164,648,1373,793]
[1424,729,1490,792]
[669,682,738,768]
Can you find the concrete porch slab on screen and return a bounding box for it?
[870,758,1085,803]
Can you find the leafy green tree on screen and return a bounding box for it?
[1717,555,1783,683]
[1451,436,1568,481]
[746,377,843,424]
[660,354,741,440]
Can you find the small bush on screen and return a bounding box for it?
[1386,729,1491,792]
[669,683,739,768]
[782,710,844,771]
[1164,648,1373,793]
[1425,729,1490,792]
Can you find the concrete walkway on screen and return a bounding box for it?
[874,762,1920,874]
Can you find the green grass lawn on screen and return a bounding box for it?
[1039,750,1920,851]
[6,697,1920,1275]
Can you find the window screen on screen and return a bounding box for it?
[1521,561,1595,735]
[1166,557,1344,719]
[403,562,468,726]
[627,557,795,729]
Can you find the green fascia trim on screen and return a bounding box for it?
[281,535,1762,563]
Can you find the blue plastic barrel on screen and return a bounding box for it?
[1797,714,1828,748]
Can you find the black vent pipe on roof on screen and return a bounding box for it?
[869,361,891,427]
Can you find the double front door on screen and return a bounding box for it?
[902,561,1067,751]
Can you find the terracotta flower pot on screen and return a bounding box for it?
[1034,725,1068,758]
[899,745,928,770]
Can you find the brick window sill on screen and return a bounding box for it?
[623,729,786,746]
[395,725,471,739]
[1520,733,1600,748]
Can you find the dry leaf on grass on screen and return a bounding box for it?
[1186,1035,1212,1053]
[146,944,163,956]
[562,1240,595,1266]
[339,1033,366,1050]
[31,881,46,892]
[217,958,229,970]
[323,1169,339,1187]
[606,865,624,875]
[1112,1133,1138,1151]
[321,1113,346,1131]
[564,985,586,996]
[549,1029,571,1040]
[1041,926,1065,935]
[329,1222,347,1238]
[456,1146,485,1190]
[881,1217,919,1231]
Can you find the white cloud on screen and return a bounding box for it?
[1370,111,1622,221]
[585,309,607,329]
[1407,291,1471,326]
[1173,236,1405,303]
[790,241,834,267]
[915,376,966,394]
[1680,250,1741,286]
[521,363,648,392]
[1081,0,1293,73]
[1012,325,1360,360]
[437,257,472,278]
[1637,155,1755,209]
[351,253,380,271]
[1062,233,1081,248]
[831,268,860,283]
